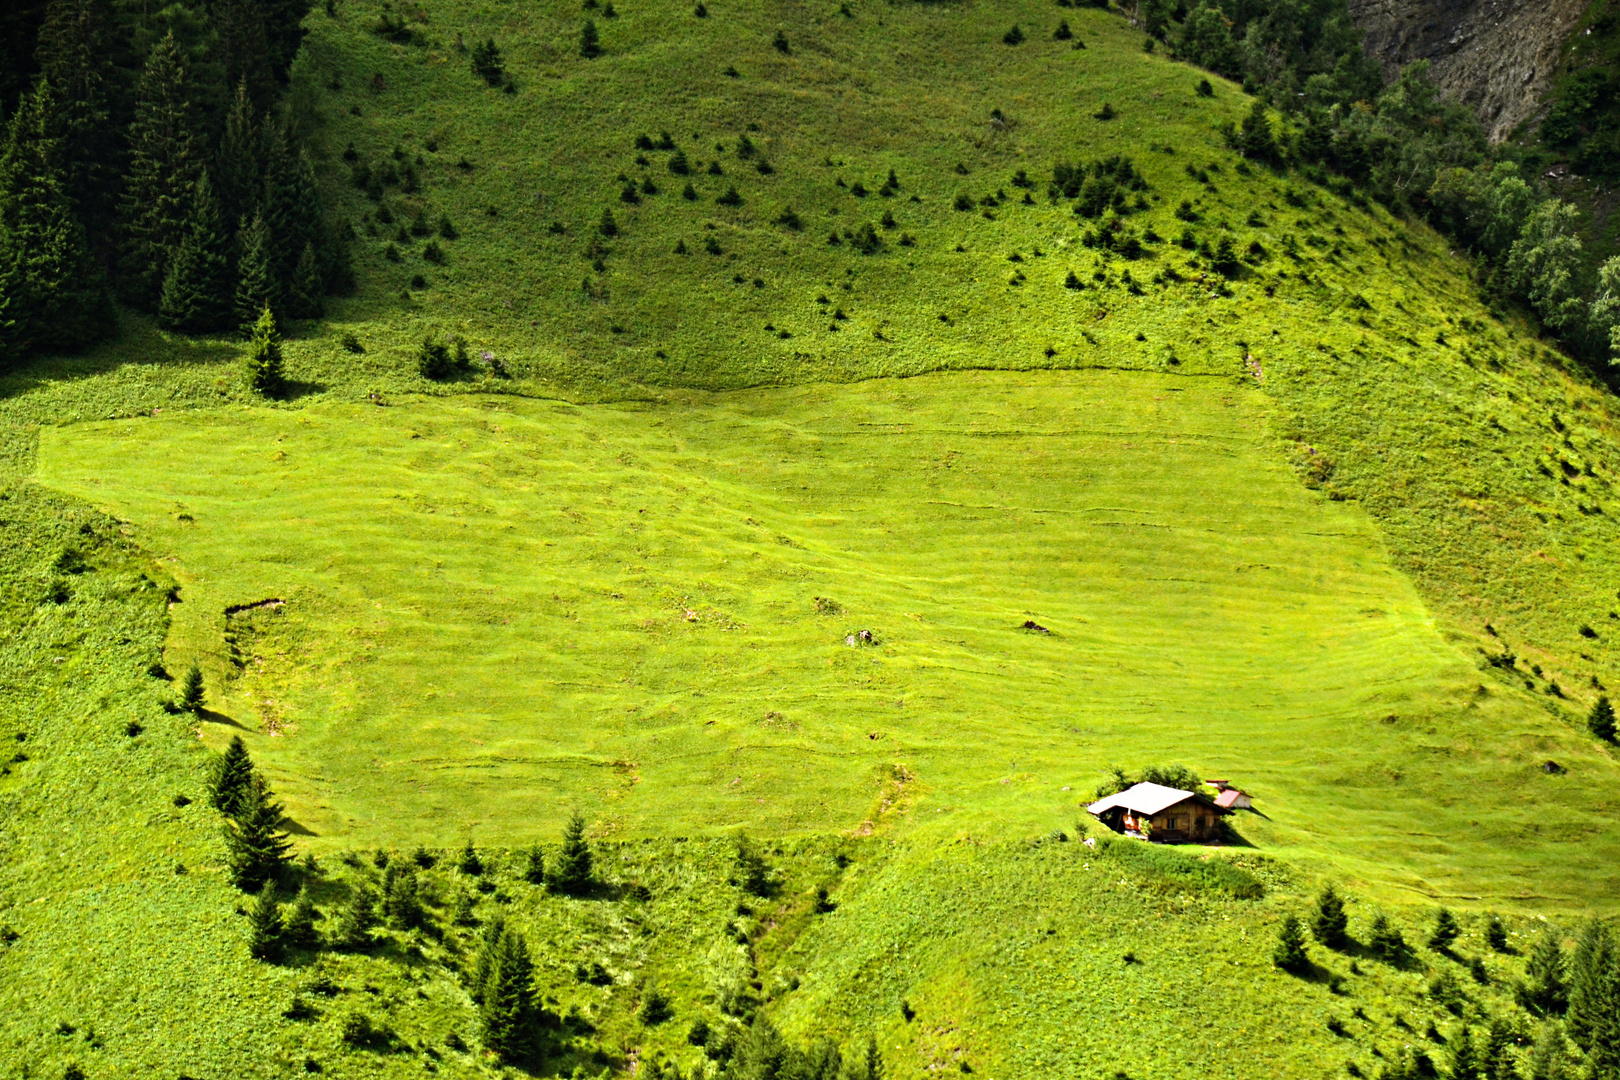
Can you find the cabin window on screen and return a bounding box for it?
[1174,816,1186,831]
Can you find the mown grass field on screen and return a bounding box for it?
[5,0,1620,1076]
[35,368,1620,908]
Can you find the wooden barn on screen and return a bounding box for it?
[1085,781,1229,843]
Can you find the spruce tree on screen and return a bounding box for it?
[261,0,312,83]
[1367,912,1409,964]
[382,865,423,929]
[736,831,771,897]
[330,885,378,951]
[861,1034,884,1080]
[458,839,484,876]
[1525,1024,1568,1080]
[210,733,254,816]
[281,884,319,948]
[216,81,262,230]
[247,880,284,961]
[234,212,275,329]
[1568,921,1614,1051]
[523,845,545,885]
[180,662,206,713]
[1273,914,1309,972]
[1428,908,1460,952]
[1519,931,1567,1016]
[1590,696,1616,742]
[550,810,593,895]
[225,772,292,891]
[580,20,602,58]
[118,32,203,309]
[1310,884,1349,949]
[212,0,275,117]
[1448,1025,1478,1080]
[470,915,506,1003]
[33,0,117,244]
[158,172,233,334]
[0,78,111,363]
[243,304,284,395]
[287,241,323,319]
[480,925,539,1062]
[258,122,315,293]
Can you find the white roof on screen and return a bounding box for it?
[1086,781,1200,817]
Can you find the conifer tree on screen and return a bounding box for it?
[1367,912,1409,963]
[0,78,111,363]
[330,884,378,951]
[458,839,484,876]
[119,32,203,309]
[1310,884,1349,949]
[243,304,284,395]
[234,212,275,329]
[287,241,323,319]
[158,172,233,334]
[216,81,262,229]
[180,661,206,713]
[1428,908,1460,952]
[550,810,593,895]
[33,0,117,242]
[580,20,602,58]
[1273,914,1309,972]
[861,1034,885,1080]
[736,831,771,897]
[1526,1024,1568,1080]
[382,864,423,929]
[1568,921,1614,1051]
[1448,1025,1478,1080]
[281,884,319,948]
[1519,931,1568,1016]
[470,914,506,1003]
[210,734,254,815]
[225,772,292,891]
[247,880,284,961]
[261,0,312,84]
[480,925,539,1061]
[213,0,275,117]
[1590,696,1616,742]
[523,845,545,885]
[258,122,315,291]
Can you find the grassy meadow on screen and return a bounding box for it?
[4,0,1620,1075]
[35,369,1620,907]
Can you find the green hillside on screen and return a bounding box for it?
[4,0,1620,1077]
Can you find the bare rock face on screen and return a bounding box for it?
[1348,0,1587,140]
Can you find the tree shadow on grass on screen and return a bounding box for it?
[194,707,250,730]
[275,378,329,403]
[0,318,242,404]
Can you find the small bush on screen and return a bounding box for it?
[1054,20,1072,39]
[670,149,691,175]
[716,186,743,206]
[421,241,445,264]
[599,208,619,237]
[418,336,455,380]
[772,30,791,53]
[954,193,975,211]
[640,986,674,1025]
[1002,24,1025,44]
[774,206,803,230]
[704,236,722,255]
[580,20,602,58]
[1196,78,1214,97]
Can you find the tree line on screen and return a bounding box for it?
[0,0,349,372]
[1135,0,1620,368]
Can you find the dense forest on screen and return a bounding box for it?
[0,0,349,371]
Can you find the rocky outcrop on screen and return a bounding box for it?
[1348,0,1589,140]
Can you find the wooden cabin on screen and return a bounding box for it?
[1085,781,1229,843]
